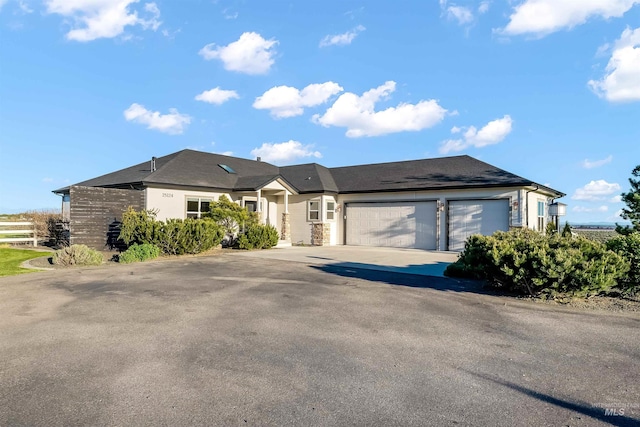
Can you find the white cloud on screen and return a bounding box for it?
[572,180,621,201]
[195,87,239,105]
[499,0,640,37]
[588,27,640,102]
[478,1,490,14]
[222,8,237,20]
[250,140,322,164]
[447,6,474,25]
[312,81,447,138]
[608,209,625,220]
[18,0,33,14]
[45,0,162,42]
[199,32,277,75]
[319,25,365,47]
[124,103,191,135]
[582,155,613,169]
[253,82,343,118]
[572,205,609,213]
[439,115,513,154]
[610,195,623,203]
[218,151,234,156]
[42,177,53,183]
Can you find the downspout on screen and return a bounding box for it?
[525,185,539,228]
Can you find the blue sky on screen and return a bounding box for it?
[1,0,639,224]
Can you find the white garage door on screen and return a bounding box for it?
[346,202,437,250]
[448,199,509,251]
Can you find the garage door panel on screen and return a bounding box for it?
[448,199,509,251]
[346,202,436,250]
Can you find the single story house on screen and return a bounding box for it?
[53,149,564,251]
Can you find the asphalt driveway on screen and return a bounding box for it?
[235,245,459,277]
[1,254,638,426]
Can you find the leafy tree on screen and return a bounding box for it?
[561,222,572,238]
[207,195,258,236]
[616,165,640,235]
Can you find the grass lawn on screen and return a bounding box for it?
[0,247,50,277]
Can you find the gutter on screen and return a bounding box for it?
[525,185,539,228]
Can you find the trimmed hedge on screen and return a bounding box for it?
[606,232,640,295]
[237,224,279,250]
[53,244,103,266]
[444,228,629,298]
[119,243,160,264]
[119,208,224,255]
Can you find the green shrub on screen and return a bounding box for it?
[237,224,279,250]
[119,207,162,246]
[156,218,224,255]
[606,233,640,295]
[53,244,103,266]
[119,208,224,255]
[444,229,629,298]
[118,243,160,264]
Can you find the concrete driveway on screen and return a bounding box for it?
[235,245,459,277]
[1,254,639,426]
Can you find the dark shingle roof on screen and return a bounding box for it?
[329,155,542,193]
[279,163,339,193]
[55,150,564,197]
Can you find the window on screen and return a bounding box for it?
[537,201,545,231]
[308,200,320,221]
[187,197,212,218]
[245,200,257,212]
[326,201,336,220]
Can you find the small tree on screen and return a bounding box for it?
[616,165,640,235]
[561,222,572,238]
[207,195,258,237]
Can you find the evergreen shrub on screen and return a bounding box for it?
[53,244,103,266]
[237,224,279,250]
[118,243,160,264]
[444,228,629,298]
[606,233,640,295]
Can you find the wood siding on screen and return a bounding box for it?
[69,186,145,250]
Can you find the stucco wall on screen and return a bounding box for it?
[146,187,226,221]
[525,190,554,231]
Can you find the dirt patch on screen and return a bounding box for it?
[24,246,226,270]
[521,295,640,313]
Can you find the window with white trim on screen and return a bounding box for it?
[308,200,320,221]
[186,197,212,219]
[326,201,336,220]
[537,201,545,231]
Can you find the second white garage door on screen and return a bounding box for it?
[448,199,510,251]
[346,201,437,250]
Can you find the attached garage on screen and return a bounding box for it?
[345,201,437,250]
[447,199,510,251]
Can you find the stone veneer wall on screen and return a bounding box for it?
[311,223,331,246]
[281,213,290,241]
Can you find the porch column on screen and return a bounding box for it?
[256,189,263,224]
[284,191,289,213]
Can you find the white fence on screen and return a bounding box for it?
[0,222,37,246]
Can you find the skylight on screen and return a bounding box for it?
[218,164,236,174]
